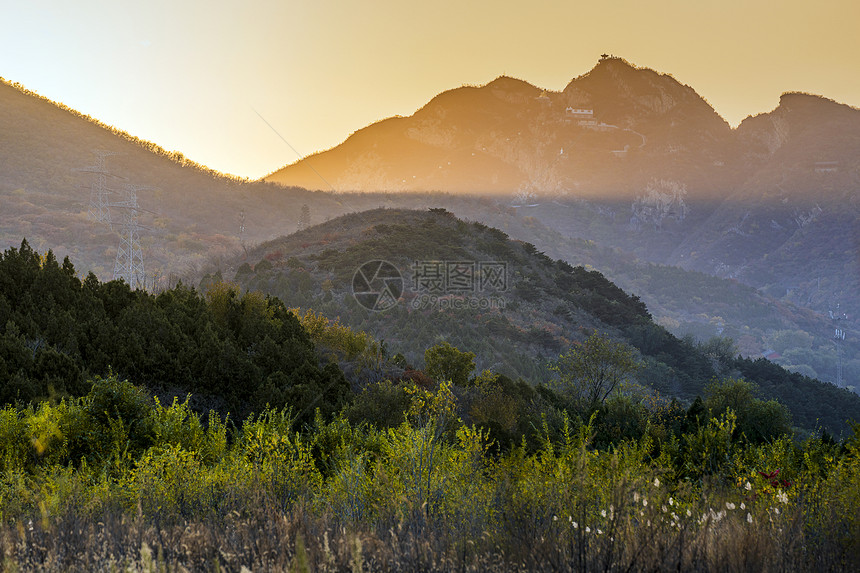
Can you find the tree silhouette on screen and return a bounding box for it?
[552,332,641,411]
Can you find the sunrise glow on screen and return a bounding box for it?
[2,0,858,179]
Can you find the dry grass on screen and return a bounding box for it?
[1,491,854,573]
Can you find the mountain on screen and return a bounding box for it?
[0,77,346,283]
[210,207,860,435]
[736,92,860,200]
[266,58,859,203]
[3,63,856,388]
[265,57,736,197]
[264,58,859,388]
[520,90,860,353]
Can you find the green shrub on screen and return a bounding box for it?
[345,380,411,429]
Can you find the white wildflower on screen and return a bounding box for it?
[726,502,736,510]
[744,481,752,491]
[747,513,753,524]
[585,526,591,533]
[740,502,745,510]
[601,509,606,518]
[776,490,789,504]
[653,477,660,487]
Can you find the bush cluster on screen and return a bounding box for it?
[0,374,857,571]
[0,240,350,419]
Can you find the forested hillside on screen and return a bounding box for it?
[209,208,860,435]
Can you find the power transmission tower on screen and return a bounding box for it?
[76,150,124,229]
[75,151,158,291]
[834,327,846,387]
[110,184,151,290]
[830,303,848,387]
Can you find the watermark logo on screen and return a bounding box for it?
[352,259,508,311]
[411,260,507,310]
[411,260,508,293]
[352,260,403,311]
[410,294,506,311]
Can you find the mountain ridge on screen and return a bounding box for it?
[265,57,859,203]
[209,207,860,435]
[263,57,859,367]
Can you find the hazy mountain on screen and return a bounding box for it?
[264,58,858,389]
[0,78,344,282]
[209,207,860,435]
[265,58,859,203]
[265,58,737,197]
[520,90,859,352]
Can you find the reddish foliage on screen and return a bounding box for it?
[398,368,435,389]
[758,469,791,488]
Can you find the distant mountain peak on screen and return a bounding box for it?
[572,56,669,86]
[484,75,540,93]
[594,54,638,70]
[776,91,857,114]
[264,58,858,200]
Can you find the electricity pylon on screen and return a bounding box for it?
[830,303,848,387]
[76,150,124,229]
[110,184,152,290]
[834,327,846,387]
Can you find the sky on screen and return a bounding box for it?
[2,0,859,179]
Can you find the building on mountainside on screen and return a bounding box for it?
[814,161,839,174]
[564,107,603,127]
[566,107,594,119]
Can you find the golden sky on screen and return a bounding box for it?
[2,0,858,179]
